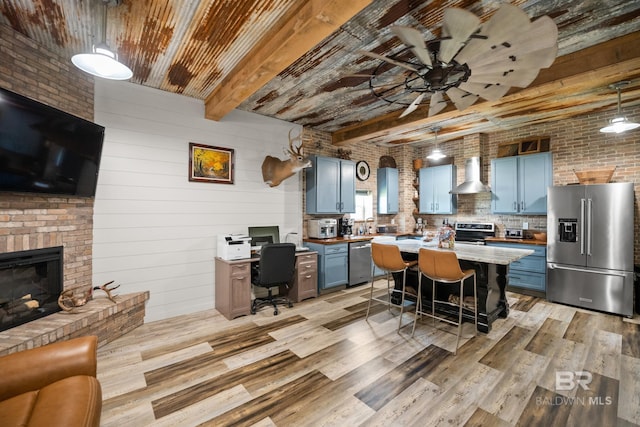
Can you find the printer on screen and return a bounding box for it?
[217,234,251,260]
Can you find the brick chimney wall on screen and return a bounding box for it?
[0,23,96,293]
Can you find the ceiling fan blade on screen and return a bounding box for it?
[399,93,426,118]
[471,45,558,75]
[438,8,481,63]
[446,87,479,111]
[358,50,419,72]
[466,17,558,69]
[467,68,540,87]
[455,4,531,66]
[428,91,447,116]
[390,26,432,67]
[457,82,510,101]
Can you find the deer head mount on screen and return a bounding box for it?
[261,128,312,187]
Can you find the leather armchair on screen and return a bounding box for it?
[0,336,102,427]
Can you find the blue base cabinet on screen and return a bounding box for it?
[305,242,348,292]
[487,242,546,296]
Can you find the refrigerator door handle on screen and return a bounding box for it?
[547,263,627,277]
[586,198,593,256]
[580,198,586,255]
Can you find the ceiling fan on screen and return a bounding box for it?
[358,4,558,118]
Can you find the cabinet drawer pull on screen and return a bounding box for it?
[305,275,312,279]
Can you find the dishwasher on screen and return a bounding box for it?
[349,241,372,286]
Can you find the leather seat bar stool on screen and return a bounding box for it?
[412,248,477,355]
[366,242,418,331]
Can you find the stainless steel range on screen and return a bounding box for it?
[454,222,495,245]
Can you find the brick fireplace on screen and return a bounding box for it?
[0,23,149,354]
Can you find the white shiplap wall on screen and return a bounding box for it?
[92,80,303,322]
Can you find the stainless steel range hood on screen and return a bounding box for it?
[450,157,491,194]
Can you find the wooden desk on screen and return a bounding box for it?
[215,251,317,320]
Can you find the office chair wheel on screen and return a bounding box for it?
[274,309,279,315]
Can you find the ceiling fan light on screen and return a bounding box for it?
[72,44,133,80]
[427,148,446,160]
[599,116,640,133]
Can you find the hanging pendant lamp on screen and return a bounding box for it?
[72,0,133,80]
[600,81,639,133]
[427,126,446,160]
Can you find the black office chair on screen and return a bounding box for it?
[251,243,296,315]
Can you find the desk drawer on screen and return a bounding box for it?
[296,253,317,264]
[230,263,250,277]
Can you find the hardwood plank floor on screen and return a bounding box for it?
[97,280,640,426]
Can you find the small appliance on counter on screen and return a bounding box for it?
[504,228,523,239]
[308,218,337,239]
[338,218,354,237]
[217,234,251,260]
[376,224,398,234]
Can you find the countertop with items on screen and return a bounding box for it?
[304,233,409,245]
[305,233,548,246]
[390,239,534,265]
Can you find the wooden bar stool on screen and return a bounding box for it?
[412,248,477,355]
[366,242,418,331]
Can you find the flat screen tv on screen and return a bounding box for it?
[0,87,105,197]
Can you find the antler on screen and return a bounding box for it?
[287,128,305,156]
[57,289,90,312]
[57,289,75,312]
[93,280,120,303]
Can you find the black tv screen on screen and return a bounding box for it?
[0,87,105,197]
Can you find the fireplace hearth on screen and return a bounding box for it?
[0,246,63,332]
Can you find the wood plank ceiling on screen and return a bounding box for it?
[1,0,639,146]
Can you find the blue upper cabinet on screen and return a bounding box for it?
[306,155,355,214]
[377,167,398,214]
[491,152,552,214]
[419,164,457,214]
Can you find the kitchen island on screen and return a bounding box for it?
[381,239,533,333]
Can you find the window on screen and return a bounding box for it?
[353,190,373,221]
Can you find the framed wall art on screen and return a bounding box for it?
[188,143,235,184]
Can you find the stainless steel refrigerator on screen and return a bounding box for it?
[547,182,634,317]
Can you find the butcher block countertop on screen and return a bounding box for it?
[485,237,547,246]
[304,233,407,245]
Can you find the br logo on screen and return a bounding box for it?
[555,371,593,391]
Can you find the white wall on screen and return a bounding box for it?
[92,80,303,322]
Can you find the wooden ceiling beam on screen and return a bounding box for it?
[332,31,640,146]
[204,0,372,121]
